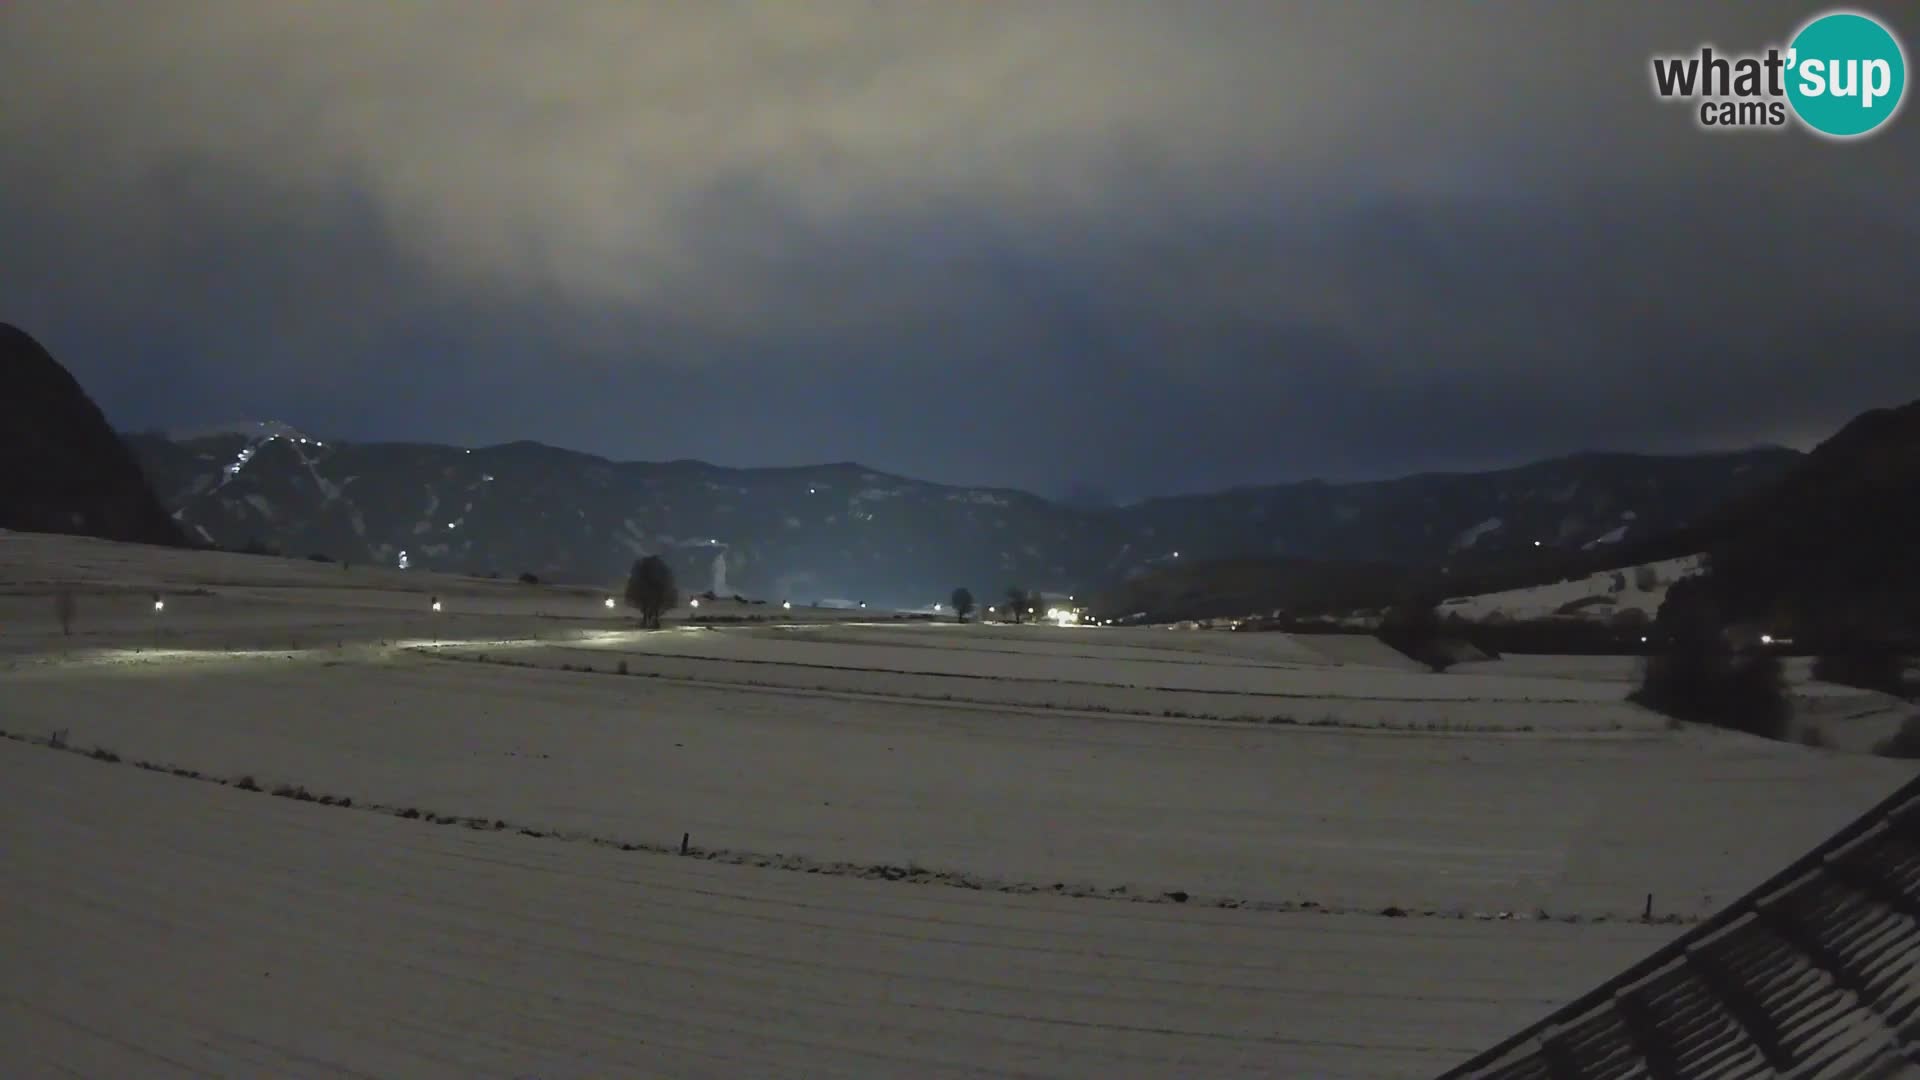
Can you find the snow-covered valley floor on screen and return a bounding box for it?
[1,531,1911,1077]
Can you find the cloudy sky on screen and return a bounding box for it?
[3,2,1916,498]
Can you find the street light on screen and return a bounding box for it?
[690,598,701,608]
[430,597,442,612]
[604,597,616,609]
[783,600,792,610]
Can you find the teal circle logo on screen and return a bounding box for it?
[1786,11,1907,138]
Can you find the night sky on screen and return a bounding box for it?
[3,2,1917,500]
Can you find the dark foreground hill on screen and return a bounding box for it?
[1684,398,1920,640]
[0,324,184,547]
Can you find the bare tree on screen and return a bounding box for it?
[1378,596,1452,672]
[950,587,975,623]
[54,585,76,636]
[626,555,678,629]
[1004,586,1029,624]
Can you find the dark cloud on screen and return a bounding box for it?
[2,2,1916,496]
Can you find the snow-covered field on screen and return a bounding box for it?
[1439,554,1705,624]
[2,530,1911,1077]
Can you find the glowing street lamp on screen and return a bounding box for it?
[783,600,793,610]
[690,598,701,608]
[152,596,165,613]
[430,597,443,612]
[604,597,616,609]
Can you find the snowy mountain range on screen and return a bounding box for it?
[123,423,1798,605]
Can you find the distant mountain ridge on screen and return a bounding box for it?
[0,324,184,547]
[125,422,1798,605]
